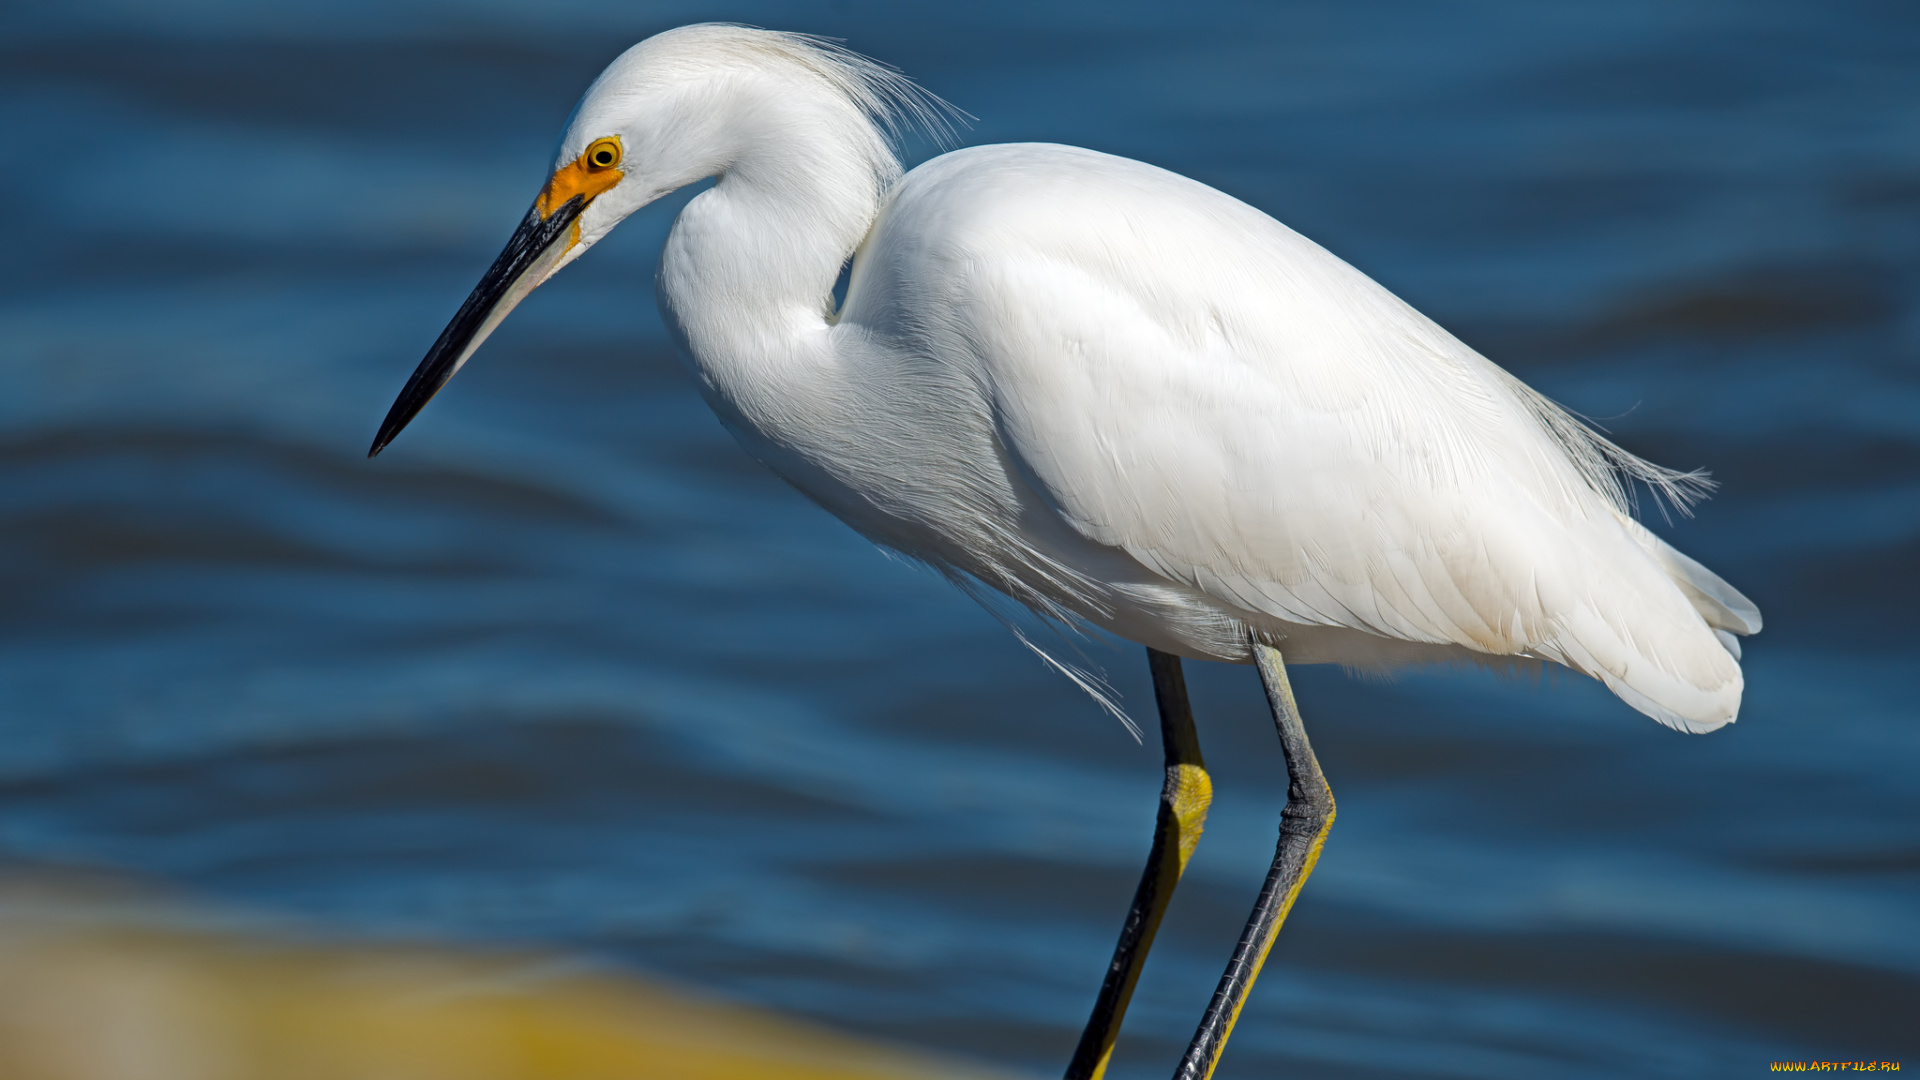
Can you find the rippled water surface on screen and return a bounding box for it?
[2,2,1918,1077]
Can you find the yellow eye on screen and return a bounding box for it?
[584,137,622,170]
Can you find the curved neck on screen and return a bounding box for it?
[656,96,892,409]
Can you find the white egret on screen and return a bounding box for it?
[370,24,1760,1080]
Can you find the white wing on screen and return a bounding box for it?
[872,144,1758,731]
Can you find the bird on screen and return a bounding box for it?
[369,24,1761,1080]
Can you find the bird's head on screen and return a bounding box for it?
[367,25,947,457]
[366,27,798,456]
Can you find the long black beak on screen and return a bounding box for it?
[368,194,587,457]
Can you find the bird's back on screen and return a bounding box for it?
[833,143,1758,731]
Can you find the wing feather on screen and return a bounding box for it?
[878,144,1753,728]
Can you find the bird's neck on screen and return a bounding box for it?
[656,114,891,417]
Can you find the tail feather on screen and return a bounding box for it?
[1546,602,1744,734]
[1644,532,1762,636]
[1615,517,1760,637]
[1537,519,1755,733]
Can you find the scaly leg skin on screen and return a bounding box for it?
[1064,648,1214,1080]
[1174,640,1335,1080]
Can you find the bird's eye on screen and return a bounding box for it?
[585,138,622,170]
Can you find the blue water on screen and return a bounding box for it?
[3,1,1917,1076]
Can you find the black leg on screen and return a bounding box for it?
[1174,640,1335,1080]
[1065,647,1213,1080]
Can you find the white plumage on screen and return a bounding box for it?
[389,24,1761,732]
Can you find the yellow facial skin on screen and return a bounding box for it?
[536,136,626,223]
[366,135,632,459]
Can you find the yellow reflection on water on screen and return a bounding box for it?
[0,872,1008,1080]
